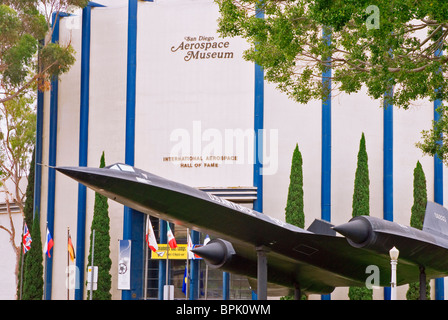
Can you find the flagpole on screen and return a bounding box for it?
[19,220,25,300]
[186,258,189,300]
[44,222,48,300]
[186,228,189,300]
[144,217,148,300]
[165,221,169,300]
[67,227,69,300]
[165,221,170,300]
[144,228,148,300]
[20,247,25,300]
[90,229,95,300]
[203,235,210,300]
[165,244,169,299]
[165,222,177,300]
[205,264,209,300]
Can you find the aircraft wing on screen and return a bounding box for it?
[56,163,448,294]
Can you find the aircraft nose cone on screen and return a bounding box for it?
[333,219,370,244]
[191,241,227,265]
[191,239,236,267]
[56,166,86,179]
[56,166,99,185]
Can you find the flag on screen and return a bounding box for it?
[68,233,75,261]
[22,223,32,254]
[182,267,188,295]
[146,217,158,252]
[187,232,194,260]
[167,224,177,249]
[204,234,210,246]
[45,227,54,258]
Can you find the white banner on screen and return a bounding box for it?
[118,240,131,290]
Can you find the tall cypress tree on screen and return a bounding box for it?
[22,215,43,300]
[17,148,35,298]
[23,148,35,227]
[352,133,369,217]
[18,148,44,299]
[285,144,305,228]
[283,144,306,300]
[87,152,112,300]
[349,133,372,300]
[406,161,430,300]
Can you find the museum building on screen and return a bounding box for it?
[34,0,448,300]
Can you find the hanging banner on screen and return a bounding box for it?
[118,240,131,290]
[151,244,188,260]
[150,244,204,260]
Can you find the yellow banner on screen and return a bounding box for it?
[151,244,188,260]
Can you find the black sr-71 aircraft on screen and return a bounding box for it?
[57,163,448,298]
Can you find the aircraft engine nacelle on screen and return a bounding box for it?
[193,238,235,268]
[333,215,434,251]
[192,238,253,272]
[333,206,448,272]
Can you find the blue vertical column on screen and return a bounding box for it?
[123,0,145,300]
[253,62,264,214]
[223,272,230,300]
[434,99,444,300]
[383,88,394,222]
[251,64,263,299]
[158,221,167,299]
[75,2,105,300]
[189,230,200,299]
[251,5,265,301]
[434,46,444,299]
[321,27,332,223]
[34,40,44,221]
[44,11,70,300]
[253,41,264,212]
[252,62,264,301]
[383,87,393,300]
[321,27,332,301]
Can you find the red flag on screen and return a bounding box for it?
[187,232,194,259]
[146,217,158,252]
[68,233,76,261]
[167,224,177,249]
[45,227,54,258]
[22,223,32,253]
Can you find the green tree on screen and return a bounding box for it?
[87,152,112,300]
[418,108,448,166]
[21,214,43,300]
[0,94,36,209]
[0,0,88,103]
[349,133,372,300]
[406,161,431,300]
[17,148,36,299]
[285,144,304,228]
[0,93,36,295]
[22,149,35,227]
[1,0,87,296]
[215,0,448,163]
[284,144,306,300]
[351,133,370,217]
